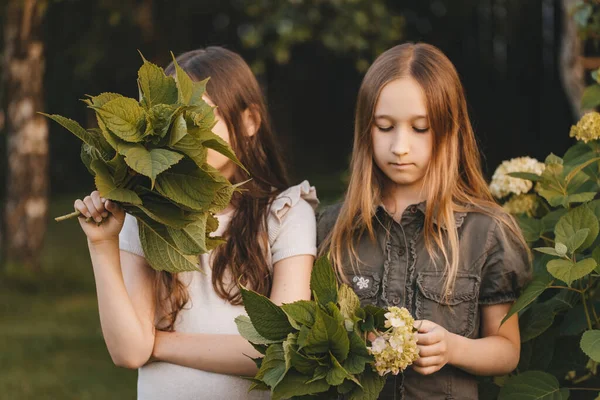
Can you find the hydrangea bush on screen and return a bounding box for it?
[481,75,600,398]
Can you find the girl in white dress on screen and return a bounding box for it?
[74,47,318,400]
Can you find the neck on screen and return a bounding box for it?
[382,181,427,221]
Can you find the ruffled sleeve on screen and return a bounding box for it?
[267,180,319,264]
[119,213,145,257]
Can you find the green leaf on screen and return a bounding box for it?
[171,52,208,106]
[565,228,591,253]
[555,205,599,252]
[154,170,226,211]
[235,315,280,345]
[503,272,553,324]
[338,284,361,321]
[281,300,316,328]
[302,306,350,362]
[123,146,184,188]
[136,214,200,273]
[542,209,568,233]
[42,113,114,159]
[135,194,196,229]
[145,104,180,139]
[255,344,287,388]
[326,352,360,386]
[343,330,372,374]
[581,330,600,362]
[520,304,555,343]
[517,216,544,243]
[166,216,214,255]
[582,84,600,110]
[363,305,387,331]
[188,102,217,132]
[271,370,330,400]
[192,129,247,173]
[92,97,146,143]
[137,54,178,107]
[498,371,569,400]
[170,132,208,167]
[547,258,597,286]
[90,160,142,205]
[507,172,541,181]
[288,347,319,375]
[168,113,189,146]
[240,286,293,341]
[310,256,338,306]
[347,368,387,400]
[534,247,562,257]
[560,303,600,336]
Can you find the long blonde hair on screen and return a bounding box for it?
[323,43,527,296]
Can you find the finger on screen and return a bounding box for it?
[416,332,440,346]
[412,365,440,376]
[74,199,91,219]
[105,200,125,222]
[91,191,108,218]
[414,320,435,333]
[83,196,102,222]
[417,343,445,358]
[413,355,443,368]
[367,332,377,342]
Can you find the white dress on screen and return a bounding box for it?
[118,181,319,400]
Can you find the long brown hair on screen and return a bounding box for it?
[155,47,289,330]
[323,43,527,296]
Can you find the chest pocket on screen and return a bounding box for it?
[415,272,480,337]
[349,271,381,306]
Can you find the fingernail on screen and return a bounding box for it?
[100,197,106,202]
[102,212,108,218]
[95,217,102,223]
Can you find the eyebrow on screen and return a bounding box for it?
[374,114,428,120]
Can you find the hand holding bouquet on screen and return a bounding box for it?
[43,53,245,273]
[236,257,419,400]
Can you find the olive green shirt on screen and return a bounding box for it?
[317,202,531,400]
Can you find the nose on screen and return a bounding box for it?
[390,128,410,156]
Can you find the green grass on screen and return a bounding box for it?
[0,195,136,399]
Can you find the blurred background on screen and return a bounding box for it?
[0,0,597,398]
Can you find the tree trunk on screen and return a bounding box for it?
[2,0,48,271]
[559,0,586,119]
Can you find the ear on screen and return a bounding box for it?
[241,106,261,138]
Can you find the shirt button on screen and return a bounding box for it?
[391,296,401,305]
[409,205,418,214]
[398,248,406,256]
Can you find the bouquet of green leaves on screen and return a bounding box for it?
[43,53,245,273]
[236,257,420,400]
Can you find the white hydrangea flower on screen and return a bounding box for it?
[489,157,545,199]
[570,112,600,143]
[367,306,419,376]
[502,194,539,216]
[370,336,387,354]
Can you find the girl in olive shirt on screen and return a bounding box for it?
[318,43,531,399]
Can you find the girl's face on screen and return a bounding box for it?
[203,95,237,180]
[371,77,433,192]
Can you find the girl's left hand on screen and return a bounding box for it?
[412,319,455,375]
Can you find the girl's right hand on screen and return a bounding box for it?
[74,191,126,244]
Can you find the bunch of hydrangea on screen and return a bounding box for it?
[368,306,419,376]
[502,194,539,216]
[570,112,600,143]
[489,156,545,199]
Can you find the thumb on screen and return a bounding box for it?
[414,319,435,333]
[105,200,125,221]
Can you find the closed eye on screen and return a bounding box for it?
[413,126,429,133]
[376,125,393,132]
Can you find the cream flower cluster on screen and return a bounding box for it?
[570,112,600,143]
[489,157,545,199]
[502,194,539,216]
[367,306,419,376]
